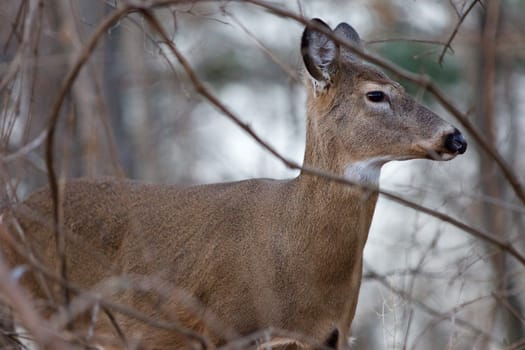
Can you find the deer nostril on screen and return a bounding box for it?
[444,129,467,154]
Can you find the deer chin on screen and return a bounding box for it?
[343,156,395,187]
[423,148,461,161]
[435,152,457,161]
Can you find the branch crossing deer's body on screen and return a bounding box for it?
[1,19,466,349]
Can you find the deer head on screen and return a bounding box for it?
[301,19,467,184]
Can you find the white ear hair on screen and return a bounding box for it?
[309,78,329,97]
[305,34,338,81]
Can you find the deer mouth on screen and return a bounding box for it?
[428,151,458,161]
[412,146,460,161]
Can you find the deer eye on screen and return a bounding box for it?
[366,91,386,103]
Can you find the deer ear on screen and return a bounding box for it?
[334,22,363,63]
[301,18,339,87]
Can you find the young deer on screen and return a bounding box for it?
[1,18,466,349]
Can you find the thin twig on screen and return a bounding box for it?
[102,306,128,347]
[365,265,503,346]
[0,252,67,349]
[438,0,480,65]
[401,229,443,350]
[491,292,525,323]
[0,130,46,163]
[0,0,39,99]
[368,38,451,48]
[219,327,333,350]
[504,337,525,350]
[2,0,26,52]
[227,11,301,83]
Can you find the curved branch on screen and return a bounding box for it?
[141,9,525,267]
[129,0,525,208]
[239,0,525,207]
[45,2,131,316]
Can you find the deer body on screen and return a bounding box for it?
[2,19,466,349]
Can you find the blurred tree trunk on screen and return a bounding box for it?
[103,3,134,177]
[121,14,160,181]
[477,0,524,347]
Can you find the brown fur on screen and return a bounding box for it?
[0,19,465,349]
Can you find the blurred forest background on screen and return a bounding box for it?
[1,0,525,349]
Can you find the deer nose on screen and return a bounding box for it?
[444,129,467,154]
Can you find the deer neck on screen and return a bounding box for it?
[294,169,379,238]
[295,120,381,260]
[289,172,377,289]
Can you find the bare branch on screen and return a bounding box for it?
[438,0,481,65]
[367,38,451,48]
[0,130,46,163]
[1,231,213,349]
[124,0,525,209]
[140,8,525,267]
[0,252,68,349]
[365,265,503,346]
[240,0,525,207]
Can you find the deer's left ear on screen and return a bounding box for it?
[334,22,363,63]
[301,18,339,89]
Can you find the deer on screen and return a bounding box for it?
[0,18,467,350]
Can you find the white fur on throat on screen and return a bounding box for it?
[343,156,393,187]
